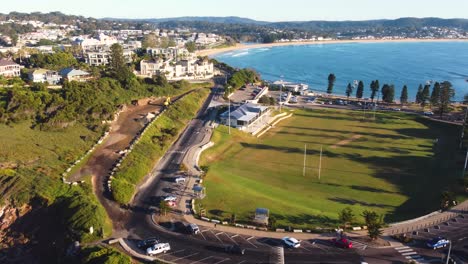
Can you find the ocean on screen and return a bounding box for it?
[215,41,468,101]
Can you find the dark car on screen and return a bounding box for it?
[137,237,159,248]
[332,238,353,248]
[225,245,245,255]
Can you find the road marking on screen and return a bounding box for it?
[235,261,246,264]
[246,236,255,240]
[212,258,230,264]
[395,246,409,250]
[402,252,418,256]
[231,234,239,238]
[198,231,206,240]
[398,249,414,253]
[243,236,258,248]
[210,230,225,244]
[224,233,239,245]
[215,232,224,236]
[171,252,200,262]
[200,229,210,233]
[190,256,213,264]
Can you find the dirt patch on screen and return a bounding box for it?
[330,134,362,149]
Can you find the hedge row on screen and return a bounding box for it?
[112,88,210,204]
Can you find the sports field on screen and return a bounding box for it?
[199,108,462,229]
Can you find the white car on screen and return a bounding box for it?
[164,196,177,202]
[424,111,434,116]
[146,243,171,256]
[282,237,301,248]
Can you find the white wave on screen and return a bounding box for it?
[232,51,249,57]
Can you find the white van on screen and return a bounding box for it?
[146,243,171,256]
[187,223,200,234]
[175,177,186,183]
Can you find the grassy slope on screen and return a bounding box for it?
[200,109,461,228]
[0,121,100,203]
[112,88,210,204]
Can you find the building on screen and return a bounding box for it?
[140,57,214,81]
[59,68,91,82]
[29,69,62,84]
[272,80,309,94]
[0,59,21,77]
[220,102,269,131]
[85,49,133,66]
[74,33,118,51]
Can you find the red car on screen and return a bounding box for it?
[332,238,353,248]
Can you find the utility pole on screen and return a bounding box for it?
[303,144,307,177]
[228,86,231,135]
[279,84,283,113]
[459,107,468,149]
[463,150,468,178]
[318,145,323,181]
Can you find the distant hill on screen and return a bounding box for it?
[104,16,270,25]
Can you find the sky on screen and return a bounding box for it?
[1,0,468,22]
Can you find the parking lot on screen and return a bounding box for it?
[394,213,468,263]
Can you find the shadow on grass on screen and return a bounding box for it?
[350,185,400,194]
[328,197,395,209]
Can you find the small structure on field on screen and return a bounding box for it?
[254,208,269,225]
[193,185,206,199]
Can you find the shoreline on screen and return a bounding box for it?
[196,38,468,57]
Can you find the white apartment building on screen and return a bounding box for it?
[140,58,214,81]
[0,59,21,78]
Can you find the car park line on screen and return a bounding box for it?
[212,258,230,264]
[189,256,213,264]
[161,249,185,256]
[209,230,225,244]
[171,252,200,262]
[234,261,246,264]
[222,233,239,245]
[243,236,258,248]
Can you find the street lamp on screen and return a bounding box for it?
[445,240,452,264]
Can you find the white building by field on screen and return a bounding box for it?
[220,102,270,131]
[29,69,62,84]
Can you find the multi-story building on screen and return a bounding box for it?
[85,49,134,66]
[140,57,214,81]
[0,59,21,77]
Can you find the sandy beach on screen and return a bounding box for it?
[196,38,468,57]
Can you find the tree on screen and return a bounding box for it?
[338,207,354,229]
[356,81,364,99]
[440,191,456,210]
[142,33,158,49]
[362,210,383,240]
[109,43,132,83]
[415,84,423,104]
[381,84,395,103]
[185,41,196,53]
[345,83,353,99]
[421,84,430,106]
[159,201,170,216]
[430,82,441,107]
[370,80,380,102]
[438,81,455,117]
[327,73,336,94]
[400,85,408,104]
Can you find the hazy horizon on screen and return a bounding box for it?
[1,0,468,22]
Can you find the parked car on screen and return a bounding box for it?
[427,237,450,249]
[225,245,245,255]
[332,238,353,248]
[146,243,171,256]
[137,237,159,248]
[164,196,177,202]
[187,223,200,234]
[282,237,301,248]
[175,177,186,183]
[424,111,434,116]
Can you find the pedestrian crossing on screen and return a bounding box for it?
[348,239,368,250]
[394,246,426,263]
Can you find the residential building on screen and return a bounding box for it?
[0,59,21,77]
[74,33,118,51]
[29,69,62,84]
[219,102,269,131]
[85,49,133,66]
[59,68,91,82]
[140,57,214,81]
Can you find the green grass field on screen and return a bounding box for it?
[200,108,463,229]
